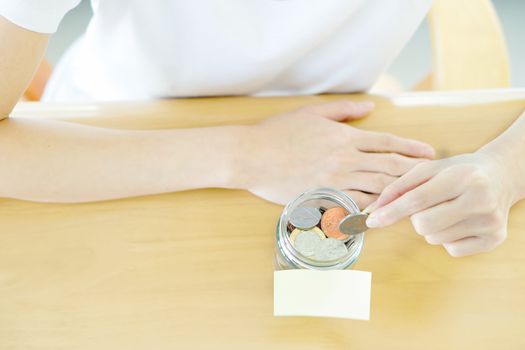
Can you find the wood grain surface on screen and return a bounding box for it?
[1,91,525,349]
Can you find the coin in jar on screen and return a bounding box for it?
[320,207,350,240]
[289,206,322,230]
[293,231,322,257]
[289,227,326,244]
[313,238,348,261]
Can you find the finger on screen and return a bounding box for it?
[301,100,374,122]
[374,161,439,207]
[409,197,467,236]
[425,225,482,246]
[338,172,397,194]
[363,200,378,214]
[356,131,435,159]
[344,190,378,211]
[442,236,484,257]
[422,215,496,245]
[366,170,464,228]
[355,152,426,177]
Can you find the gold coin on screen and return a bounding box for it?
[309,227,327,240]
[289,227,326,244]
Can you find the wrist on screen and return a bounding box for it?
[230,124,263,190]
[478,140,525,205]
[211,125,254,190]
[160,125,253,191]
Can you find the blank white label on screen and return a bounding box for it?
[274,269,371,320]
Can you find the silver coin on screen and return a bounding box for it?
[313,238,348,261]
[293,231,322,257]
[289,207,321,230]
[339,213,368,236]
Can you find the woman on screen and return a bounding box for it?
[0,0,522,256]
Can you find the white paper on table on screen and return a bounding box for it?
[274,269,371,320]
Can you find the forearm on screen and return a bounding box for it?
[0,118,247,202]
[479,110,525,204]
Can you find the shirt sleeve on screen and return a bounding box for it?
[0,0,82,33]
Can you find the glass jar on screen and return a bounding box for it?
[274,188,365,270]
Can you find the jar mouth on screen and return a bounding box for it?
[277,188,365,270]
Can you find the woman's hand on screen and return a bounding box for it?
[240,100,435,207]
[366,152,516,257]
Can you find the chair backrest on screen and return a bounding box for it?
[427,0,511,90]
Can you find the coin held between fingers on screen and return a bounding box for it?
[339,213,369,236]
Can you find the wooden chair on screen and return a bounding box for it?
[416,0,511,90]
[23,0,510,100]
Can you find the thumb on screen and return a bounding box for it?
[303,100,375,122]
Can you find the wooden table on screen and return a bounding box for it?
[1,90,525,349]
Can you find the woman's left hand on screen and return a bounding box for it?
[365,152,516,257]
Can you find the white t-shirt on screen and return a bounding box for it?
[0,0,432,101]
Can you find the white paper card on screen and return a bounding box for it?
[274,269,371,320]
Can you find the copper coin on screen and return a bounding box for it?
[320,207,349,240]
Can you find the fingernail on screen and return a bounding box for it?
[416,143,435,158]
[424,145,436,159]
[366,213,382,228]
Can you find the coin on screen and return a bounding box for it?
[309,227,327,240]
[316,207,326,229]
[339,213,368,235]
[313,238,348,261]
[293,231,322,257]
[289,207,322,230]
[320,207,349,240]
[289,227,326,244]
[289,229,302,244]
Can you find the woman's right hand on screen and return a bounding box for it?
[240,100,435,207]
